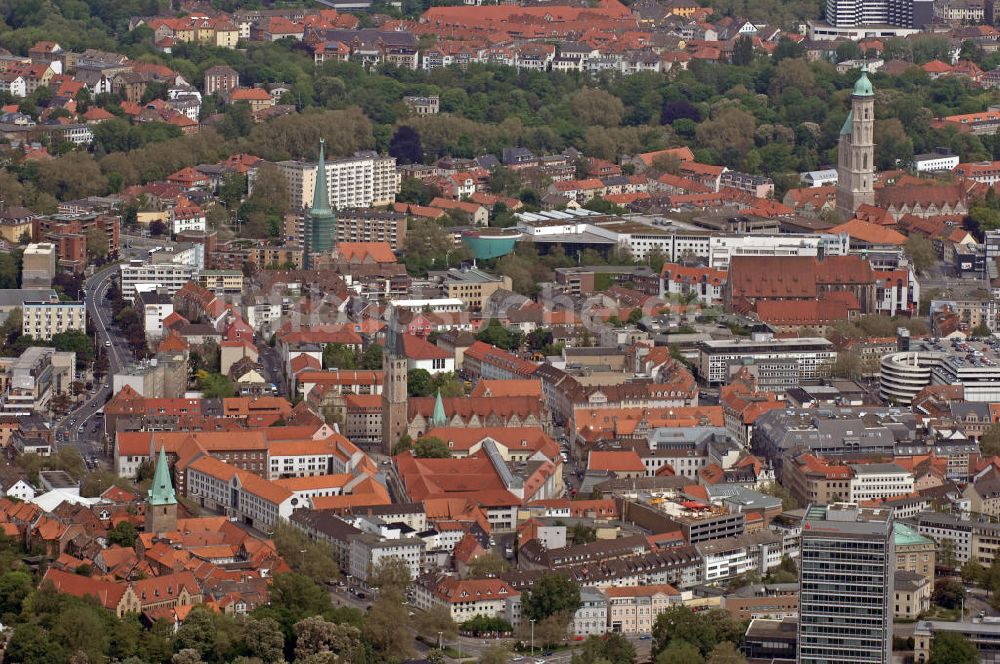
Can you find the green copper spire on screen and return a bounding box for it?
[840,110,853,136]
[307,138,337,267]
[312,138,332,214]
[431,389,447,427]
[148,445,176,506]
[852,65,874,97]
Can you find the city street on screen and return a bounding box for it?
[53,261,129,459]
[258,342,287,396]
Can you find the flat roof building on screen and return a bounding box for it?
[799,503,894,664]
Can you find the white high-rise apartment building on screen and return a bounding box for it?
[263,152,399,211]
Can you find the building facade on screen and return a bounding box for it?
[798,504,894,664]
[22,300,85,340]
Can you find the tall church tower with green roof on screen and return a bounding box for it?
[145,445,177,534]
[836,66,876,218]
[305,138,337,267]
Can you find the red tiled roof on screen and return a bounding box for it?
[336,241,396,264]
[229,87,272,101]
[728,255,875,300]
[588,450,645,473]
[433,577,518,603]
[402,334,451,361]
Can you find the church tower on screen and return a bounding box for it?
[304,138,336,268]
[381,355,408,455]
[836,67,876,218]
[381,317,409,455]
[145,445,177,535]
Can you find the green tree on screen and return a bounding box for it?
[86,228,109,259]
[360,343,383,370]
[414,436,451,458]
[253,573,343,638]
[364,591,414,660]
[242,616,285,663]
[929,631,979,664]
[271,522,340,584]
[462,614,512,636]
[972,322,994,338]
[294,616,363,661]
[983,423,1000,457]
[656,641,704,664]
[370,557,412,594]
[403,220,470,275]
[573,633,637,664]
[323,343,357,369]
[962,559,985,586]
[522,574,581,621]
[731,35,754,66]
[568,523,597,545]
[970,206,1000,232]
[706,642,747,664]
[414,605,459,641]
[107,521,138,548]
[408,368,434,397]
[7,623,65,664]
[475,319,522,351]
[239,163,289,238]
[933,578,965,609]
[906,233,936,273]
[0,571,33,621]
[651,607,743,659]
[571,88,624,127]
[196,370,235,398]
[463,552,510,578]
[939,539,959,570]
[49,330,95,366]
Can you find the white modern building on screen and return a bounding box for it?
[879,348,1000,403]
[696,531,785,583]
[878,351,935,404]
[21,300,86,340]
[1,346,76,415]
[185,455,298,533]
[138,292,175,341]
[120,260,196,298]
[914,151,960,173]
[263,151,400,211]
[708,233,848,270]
[348,532,424,585]
[698,336,837,386]
[848,463,915,502]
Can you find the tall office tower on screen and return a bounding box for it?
[304,138,336,268]
[798,503,894,664]
[836,67,876,219]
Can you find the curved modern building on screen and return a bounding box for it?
[461,230,522,260]
[878,351,940,404]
